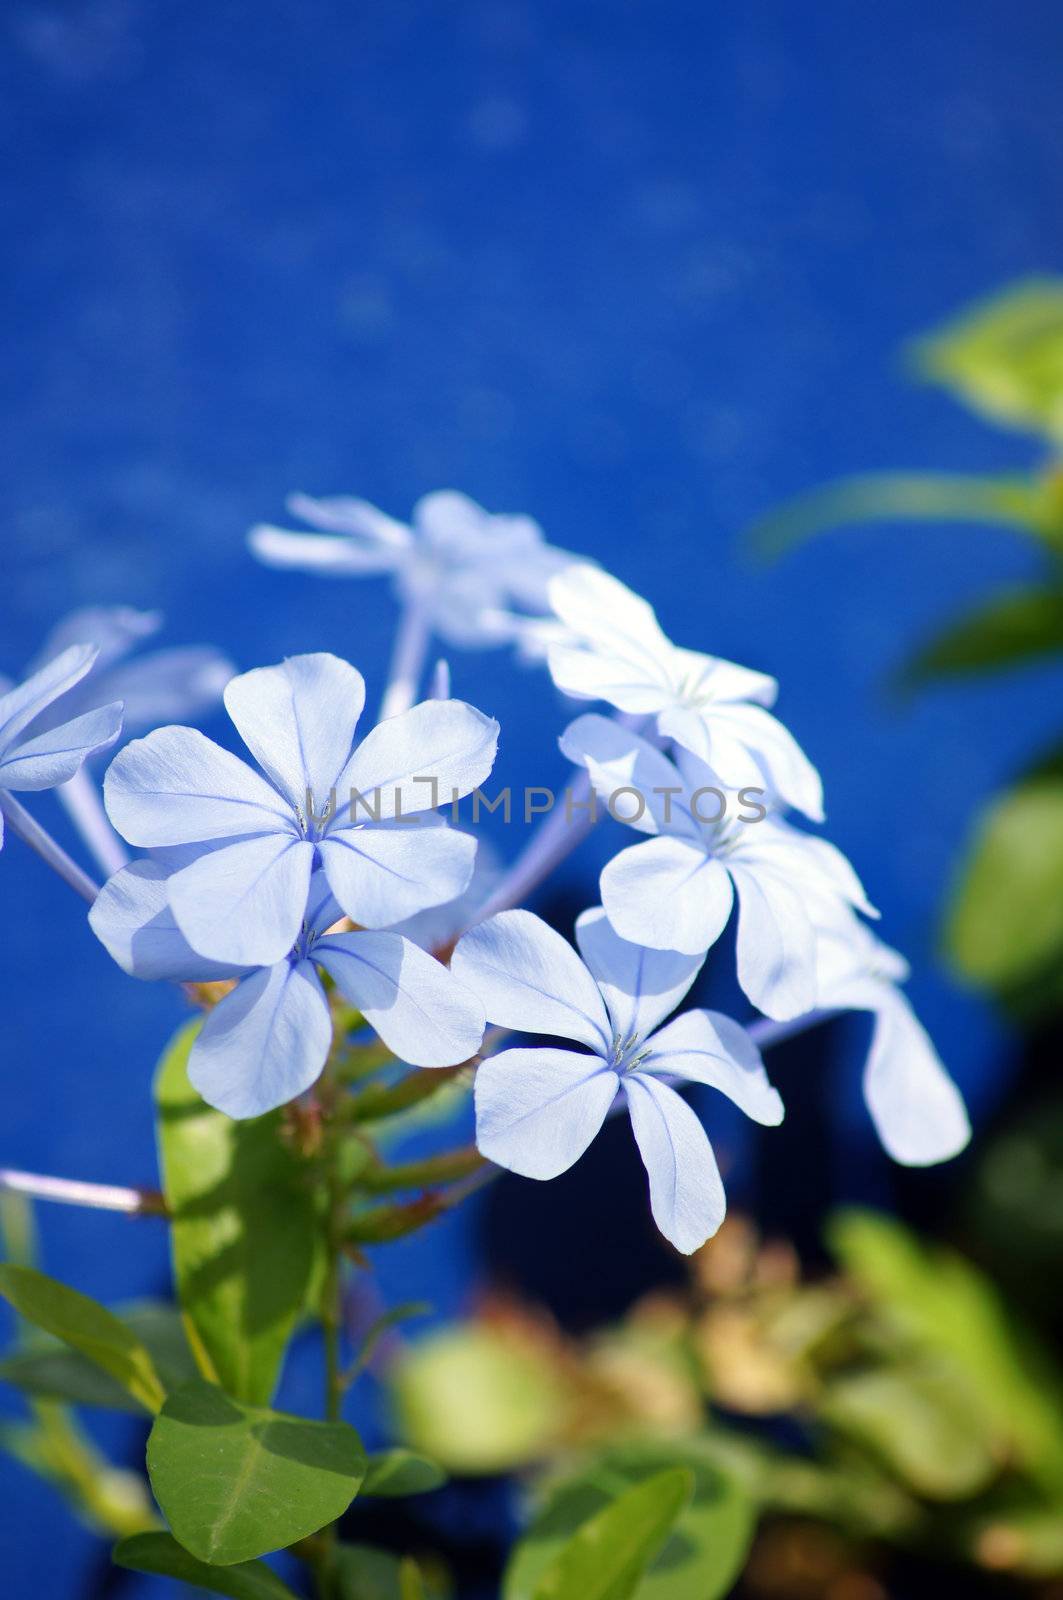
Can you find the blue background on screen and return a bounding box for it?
[2,1,1062,1593]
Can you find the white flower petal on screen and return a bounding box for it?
[249,524,402,575]
[671,648,778,708]
[452,910,612,1051]
[601,835,734,955]
[548,565,674,675]
[729,863,818,1020]
[0,643,98,754]
[188,959,332,1118]
[314,931,485,1066]
[559,714,698,837]
[474,1046,619,1178]
[625,1073,726,1253]
[706,702,824,821]
[104,726,292,845]
[830,975,971,1166]
[224,654,365,811]
[642,1010,783,1125]
[548,642,676,715]
[334,699,498,823]
[89,858,244,982]
[168,834,315,966]
[0,702,122,790]
[574,905,704,1039]
[320,822,476,928]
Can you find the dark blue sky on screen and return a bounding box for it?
[2,2,1062,1593]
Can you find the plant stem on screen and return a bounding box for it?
[748,1008,841,1050]
[0,1168,166,1216]
[56,767,128,878]
[379,599,431,721]
[0,792,101,904]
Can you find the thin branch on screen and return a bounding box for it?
[0,1168,166,1217]
[0,793,101,905]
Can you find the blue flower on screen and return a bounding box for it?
[6,605,233,742]
[0,645,122,843]
[249,490,577,649]
[90,858,486,1118]
[103,652,499,968]
[547,564,824,820]
[559,713,874,1020]
[453,908,783,1253]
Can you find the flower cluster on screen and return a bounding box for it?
[5,489,970,1254]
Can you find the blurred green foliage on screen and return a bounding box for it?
[389,1207,1063,1596]
[753,279,1063,1022]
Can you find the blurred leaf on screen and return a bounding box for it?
[898,585,1063,689]
[0,1302,198,1413]
[821,1365,998,1499]
[505,1442,754,1600]
[155,1021,321,1406]
[336,1545,445,1600]
[945,771,1063,1010]
[146,1379,366,1565]
[362,1449,446,1497]
[521,1467,692,1600]
[828,1210,1063,1490]
[392,1324,566,1474]
[751,473,1052,558]
[910,277,1063,442]
[114,1530,298,1597]
[0,1265,165,1413]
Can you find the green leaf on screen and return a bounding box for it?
[910,277,1063,442]
[828,1209,1063,1490]
[526,1468,692,1600]
[0,1302,198,1413]
[335,1545,444,1600]
[750,472,1051,558]
[897,585,1063,689]
[155,1020,322,1405]
[114,1530,298,1597]
[820,1365,998,1499]
[945,771,1063,1008]
[0,1264,165,1413]
[361,1449,446,1498]
[505,1442,754,1600]
[146,1379,366,1565]
[391,1324,566,1474]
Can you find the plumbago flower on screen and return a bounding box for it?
[453,908,783,1252]
[2,605,234,739]
[811,898,970,1165]
[0,645,123,842]
[249,490,577,649]
[560,713,872,1019]
[89,859,485,1117]
[546,564,823,819]
[103,652,499,967]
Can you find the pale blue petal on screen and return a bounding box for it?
[88,859,245,982]
[0,702,122,790]
[306,868,346,934]
[223,654,365,812]
[641,1010,783,1125]
[249,524,403,575]
[601,835,733,955]
[86,646,234,734]
[188,959,332,1118]
[104,726,293,845]
[452,910,611,1051]
[313,931,485,1065]
[286,491,412,548]
[863,987,971,1166]
[320,822,476,928]
[574,905,704,1039]
[702,702,824,822]
[625,1073,726,1253]
[559,714,696,837]
[0,644,97,754]
[27,606,159,677]
[332,699,498,824]
[474,1046,619,1178]
[168,834,315,965]
[729,862,817,1020]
